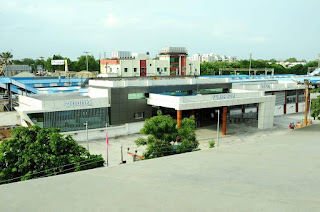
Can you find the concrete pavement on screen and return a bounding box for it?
[1,124,320,211]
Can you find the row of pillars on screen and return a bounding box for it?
[177,106,227,135]
[281,90,305,115]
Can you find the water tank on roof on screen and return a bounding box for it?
[161,47,187,54]
[112,51,132,59]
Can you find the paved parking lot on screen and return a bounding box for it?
[79,113,317,167]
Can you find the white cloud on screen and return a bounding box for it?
[104,14,119,27]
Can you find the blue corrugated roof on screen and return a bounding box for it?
[0,77,12,84]
[16,78,84,85]
[0,77,87,94]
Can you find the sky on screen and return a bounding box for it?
[0,0,319,61]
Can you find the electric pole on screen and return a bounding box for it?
[84,121,89,151]
[292,78,319,126]
[84,51,90,71]
[303,79,310,127]
[249,53,252,76]
[215,109,220,147]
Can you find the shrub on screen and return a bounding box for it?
[209,139,215,148]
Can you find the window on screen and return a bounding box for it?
[150,64,152,66]
[164,67,167,72]
[134,68,137,72]
[170,58,179,63]
[33,108,109,132]
[128,93,146,100]
[124,68,128,72]
[29,113,44,127]
[196,88,223,95]
[287,90,297,103]
[157,68,160,72]
[141,68,146,73]
[134,112,144,119]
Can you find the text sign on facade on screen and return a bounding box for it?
[65,99,92,107]
[213,93,236,100]
[261,84,271,88]
[51,60,65,65]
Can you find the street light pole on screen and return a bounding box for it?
[84,121,89,152]
[249,53,252,76]
[84,51,90,71]
[215,109,220,147]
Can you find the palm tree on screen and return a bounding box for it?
[0,51,13,76]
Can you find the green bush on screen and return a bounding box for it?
[0,125,105,184]
[209,140,215,148]
[135,110,199,159]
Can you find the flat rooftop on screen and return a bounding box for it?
[30,93,89,101]
[1,124,320,211]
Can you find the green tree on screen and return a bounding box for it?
[285,57,298,63]
[311,88,320,120]
[20,58,36,72]
[45,57,52,72]
[0,51,13,76]
[34,59,46,72]
[0,126,105,184]
[45,55,74,72]
[12,59,23,65]
[75,55,99,72]
[135,110,199,159]
[269,59,277,63]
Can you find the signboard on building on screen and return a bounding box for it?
[65,99,92,107]
[213,93,236,100]
[51,60,65,65]
[36,65,43,71]
[261,84,271,88]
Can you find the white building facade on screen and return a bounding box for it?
[100,47,200,77]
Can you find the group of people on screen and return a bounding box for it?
[289,121,302,130]
[288,122,296,130]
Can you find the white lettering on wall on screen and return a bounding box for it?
[65,99,92,107]
[213,93,236,100]
[261,84,271,88]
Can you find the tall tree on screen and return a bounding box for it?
[75,55,99,72]
[0,51,13,76]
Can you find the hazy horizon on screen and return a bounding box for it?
[1,0,319,61]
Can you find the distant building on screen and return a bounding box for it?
[2,65,32,77]
[190,53,237,63]
[100,47,200,77]
[275,61,307,68]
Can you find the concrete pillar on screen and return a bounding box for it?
[242,105,246,119]
[258,96,276,129]
[296,91,299,113]
[222,107,227,136]
[177,110,182,128]
[284,91,287,114]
